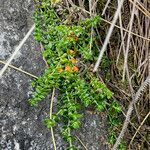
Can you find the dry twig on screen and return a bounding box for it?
[112,76,150,150]
[129,111,150,146]
[93,0,125,72]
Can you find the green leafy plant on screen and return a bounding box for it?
[29,1,122,149]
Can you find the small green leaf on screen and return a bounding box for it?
[44,118,55,128]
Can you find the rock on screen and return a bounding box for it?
[0,0,109,149]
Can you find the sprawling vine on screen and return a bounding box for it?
[29,1,122,149]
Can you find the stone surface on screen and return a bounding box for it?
[0,0,109,149]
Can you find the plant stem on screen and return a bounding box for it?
[66,91,73,148]
[68,125,72,148]
[50,88,57,150]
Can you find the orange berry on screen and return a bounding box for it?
[70,58,76,64]
[58,68,63,73]
[69,49,74,54]
[73,66,79,72]
[65,66,71,72]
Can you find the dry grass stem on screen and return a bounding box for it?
[0,24,35,79]
[93,0,125,72]
[129,111,150,146]
[0,60,38,79]
[50,88,57,150]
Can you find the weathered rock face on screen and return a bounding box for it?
[0,0,109,149]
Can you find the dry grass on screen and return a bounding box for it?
[58,0,150,149]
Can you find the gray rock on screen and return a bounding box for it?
[0,0,109,149]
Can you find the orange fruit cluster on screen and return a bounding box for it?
[58,65,79,73]
[65,65,79,72]
[73,66,79,72]
[57,49,79,73]
[65,66,71,71]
